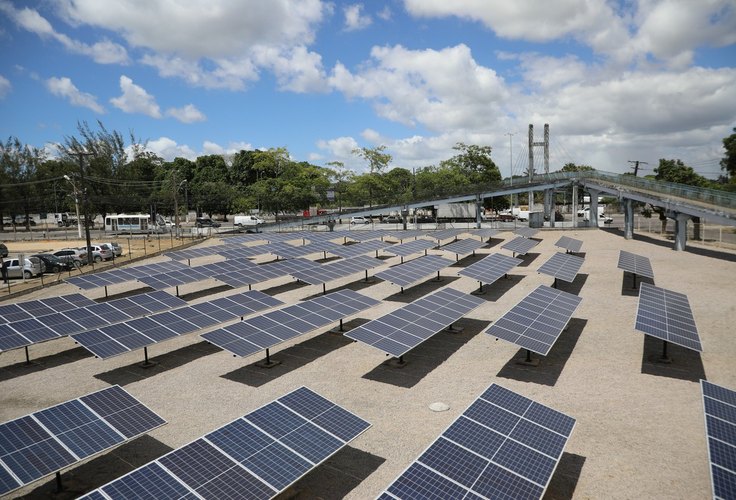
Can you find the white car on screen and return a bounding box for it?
[350,216,370,224]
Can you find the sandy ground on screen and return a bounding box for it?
[1,225,735,499]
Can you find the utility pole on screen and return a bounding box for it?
[628,160,648,177]
[172,170,180,238]
[71,151,94,265]
[506,132,515,209]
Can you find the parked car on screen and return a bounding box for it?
[195,218,221,228]
[99,241,123,257]
[0,242,7,258]
[85,244,113,262]
[350,216,370,225]
[31,253,72,273]
[53,248,87,267]
[382,215,402,224]
[1,256,43,279]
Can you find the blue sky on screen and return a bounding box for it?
[1,0,735,178]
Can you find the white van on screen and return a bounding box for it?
[234,215,264,227]
[577,207,613,223]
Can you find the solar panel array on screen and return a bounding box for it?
[701,379,736,500]
[375,255,453,288]
[202,289,380,358]
[617,250,655,279]
[469,228,499,240]
[67,261,189,290]
[486,285,582,356]
[538,252,585,283]
[344,230,386,242]
[386,230,426,242]
[501,236,540,256]
[440,238,484,257]
[327,239,390,259]
[80,386,370,500]
[224,233,270,244]
[214,258,320,288]
[458,253,523,286]
[0,293,94,324]
[138,258,255,290]
[429,228,465,242]
[217,244,271,260]
[291,255,382,285]
[166,244,235,262]
[555,236,583,254]
[0,291,186,352]
[635,282,701,352]
[514,227,539,239]
[382,239,436,258]
[346,288,484,357]
[380,383,575,500]
[265,241,323,260]
[0,385,165,496]
[72,290,284,359]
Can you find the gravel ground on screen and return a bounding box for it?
[1,226,734,499]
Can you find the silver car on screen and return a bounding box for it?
[2,256,43,279]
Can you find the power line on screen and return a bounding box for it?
[628,160,649,176]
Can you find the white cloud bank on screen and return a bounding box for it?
[46,76,105,113]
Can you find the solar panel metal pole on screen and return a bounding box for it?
[55,471,62,493]
[25,345,31,365]
[322,283,327,295]
[632,272,637,289]
[140,346,157,368]
[660,340,671,363]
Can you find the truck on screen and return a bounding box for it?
[52,212,76,227]
[435,202,478,221]
[234,215,265,227]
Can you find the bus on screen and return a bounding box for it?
[104,214,165,234]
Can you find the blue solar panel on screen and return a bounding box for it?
[486,285,582,356]
[326,239,390,259]
[702,380,736,500]
[501,236,540,255]
[458,253,522,286]
[383,239,436,257]
[80,387,370,500]
[0,386,165,496]
[538,252,585,283]
[381,383,574,500]
[635,282,701,352]
[440,238,484,257]
[617,250,654,279]
[374,254,453,288]
[555,236,583,253]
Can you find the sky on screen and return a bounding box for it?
[0,0,735,179]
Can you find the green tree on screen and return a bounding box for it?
[721,128,736,179]
[352,145,392,207]
[0,137,46,229]
[559,163,595,172]
[440,143,501,187]
[654,159,710,187]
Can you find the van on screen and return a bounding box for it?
[577,207,613,223]
[234,215,264,227]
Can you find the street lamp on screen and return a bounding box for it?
[173,178,187,238]
[63,174,82,239]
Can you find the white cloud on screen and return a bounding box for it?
[110,75,161,118]
[377,6,392,21]
[317,136,360,159]
[146,137,197,160]
[0,74,10,98]
[0,1,129,64]
[45,76,105,113]
[166,104,206,124]
[251,45,328,93]
[344,4,372,31]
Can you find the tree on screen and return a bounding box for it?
[352,146,392,207]
[560,163,594,172]
[440,143,501,187]
[721,128,736,179]
[654,159,710,187]
[0,137,46,230]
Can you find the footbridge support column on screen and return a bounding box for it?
[475,195,483,229]
[549,189,556,228]
[624,199,634,240]
[589,189,600,228]
[572,184,578,229]
[673,212,691,251]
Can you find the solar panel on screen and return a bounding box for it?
[80,386,369,500]
[344,230,387,242]
[501,236,540,256]
[383,239,436,258]
[214,258,320,288]
[346,288,484,357]
[217,244,271,260]
[514,227,539,238]
[165,244,233,261]
[458,253,522,286]
[428,229,465,242]
[326,239,390,259]
[0,385,165,496]
[555,236,583,254]
[291,256,382,285]
[381,383,575,500]
[0,291,186,353]
[701,379,736,500]
[202,289,380,358]
[375,255,454,288]
[265,241,326,259]
[538,252,585,283]
[72,290,284,359]
[469,228,499,240]
[385,230,427,242]
[67,261,189,290]
[635,282,701,352]
[0,293,94,324]
[223,232,270,244]
[617,250,655,279]
[486,285,582,356]
[440,238,484,258]
[138,258,255,290]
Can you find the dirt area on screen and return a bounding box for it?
[0,226,734,499]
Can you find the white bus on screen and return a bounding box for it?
[105,214,164,234]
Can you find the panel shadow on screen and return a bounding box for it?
[484,237,501,248]
[449,252,486,268]
[383,276,460,304]
[640,335,706,383]
[516,252,540,268]
[543,452,587,500]
[220,320,368,388]
[180,284,234,301]
[301,277,384,301]
[361,318,489,389]
[496,318,587,387]
[0,346,93,383]
[261,280,309,296]
[556,273,588,296]
[94,341,222,386]
[98,286,155,302]
[620,271,655,297]
[279,445,386,500]
[18,435,172,499]
[473,274,525,303]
